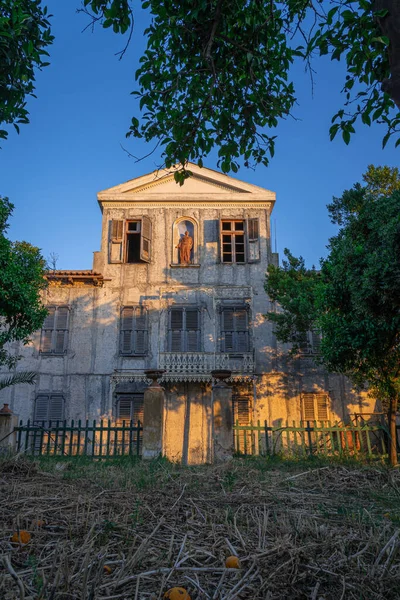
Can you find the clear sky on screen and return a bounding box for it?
[1,2,399,270]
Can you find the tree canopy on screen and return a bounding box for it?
[265,165,400,465]
[1,1,399,181]
[0,0,53,141]
[0,197,47,369]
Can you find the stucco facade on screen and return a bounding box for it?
[0,164,379,463]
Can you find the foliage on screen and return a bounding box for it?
[0,371,36,391]
[0,197,47,369]
[265,165,400,464]
[0,0,53,140]
[82,0,400,182]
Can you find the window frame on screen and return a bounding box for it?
[220,305,251,353]
[220,219,246,264]
[220,218,260,264]
[116,393,144,423]
[120,306,148,356]
[109,217,152,264]
[34,394,65,423]
[39,306,69,355]
[168,306,201,352]
[301,393,330,422]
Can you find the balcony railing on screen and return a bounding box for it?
[159,352,255,381]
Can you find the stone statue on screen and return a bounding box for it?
[176,231,193,264]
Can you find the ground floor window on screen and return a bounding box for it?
[302,393,330,421]
[116,394,144,423]
[34,394,65,422]
[232,391,252,454]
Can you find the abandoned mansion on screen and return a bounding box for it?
[0,164,378,463]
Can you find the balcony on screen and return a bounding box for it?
[159,352,255,382]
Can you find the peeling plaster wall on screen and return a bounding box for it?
[0,171,380,462]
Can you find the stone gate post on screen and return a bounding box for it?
[142,370,166,460]
[212,370,234,462]
[0,404,18,455]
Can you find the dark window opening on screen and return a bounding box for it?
[126,232,141,263]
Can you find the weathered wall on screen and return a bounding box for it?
[0,167,380,462]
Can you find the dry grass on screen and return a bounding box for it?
[1,455,400,599]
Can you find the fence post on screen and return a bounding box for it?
[0,404,18,455]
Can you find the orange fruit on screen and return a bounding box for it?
[225,555,240,569]
[164,588,191,600]
[104,565,112,574]
[11,531,31,545]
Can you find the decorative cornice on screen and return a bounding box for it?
[101,201,273,209]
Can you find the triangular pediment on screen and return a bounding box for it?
[98,163,275,201]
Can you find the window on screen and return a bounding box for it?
[117,394,144,423]
[40,306,69,354]
[295,330,321,355]
[233,394,251,454]
[34,394,65,422]
[220,306,250,352]
[120,307,148,355]
[168,307,200,352]
[109,217,152,264]
[302,393,330,421]
[220,218,260,263]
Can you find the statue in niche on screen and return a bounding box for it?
[176,230,193,264]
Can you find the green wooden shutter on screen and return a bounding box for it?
[234,309,248,352]
[170,308,183,351]
[302,393,316,421]
[185,309,200,351]
[247,218,260,262]
[49,396,64,421]
[109,219,124,263]
[120,307,134,354]
[221,308,234,352]
[317,395,329,420]
[34,395,49,421]
[54,307,69,353]
[140,216,151,262]
[134,307,147,355]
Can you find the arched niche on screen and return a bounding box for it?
[172,217,199,266]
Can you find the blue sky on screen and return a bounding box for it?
[1,2,399,270]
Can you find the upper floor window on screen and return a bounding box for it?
[34,394,65,422]
[295,330,321,355]
[220,306,250,352]
[168,307,200,352]
[302,393,330,421]
[120,306,148,355]
[40,306,69,354]
[220,218,260,263]
[109,217,152,264]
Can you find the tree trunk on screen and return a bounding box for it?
[388,396,398,467]
[373,0,400,108]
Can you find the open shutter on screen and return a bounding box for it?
[247,218,260,262]
[234,309,248,352]
[134,307,147,355]
[120,307,134,354]
[186,309,200,352]
[302,393,315,421]
[170,308,183,351]
[49,396,64,421]
[109,219,124,263]
[34,396,49,421]
[317,395,329,420]
[140,216,152,262]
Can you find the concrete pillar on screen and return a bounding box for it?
[212,373,233,462]
[0,404,18,455]
[142,371,165,460]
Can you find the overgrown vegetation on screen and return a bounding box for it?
[266,165,400,466]
[1,455,400,599]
